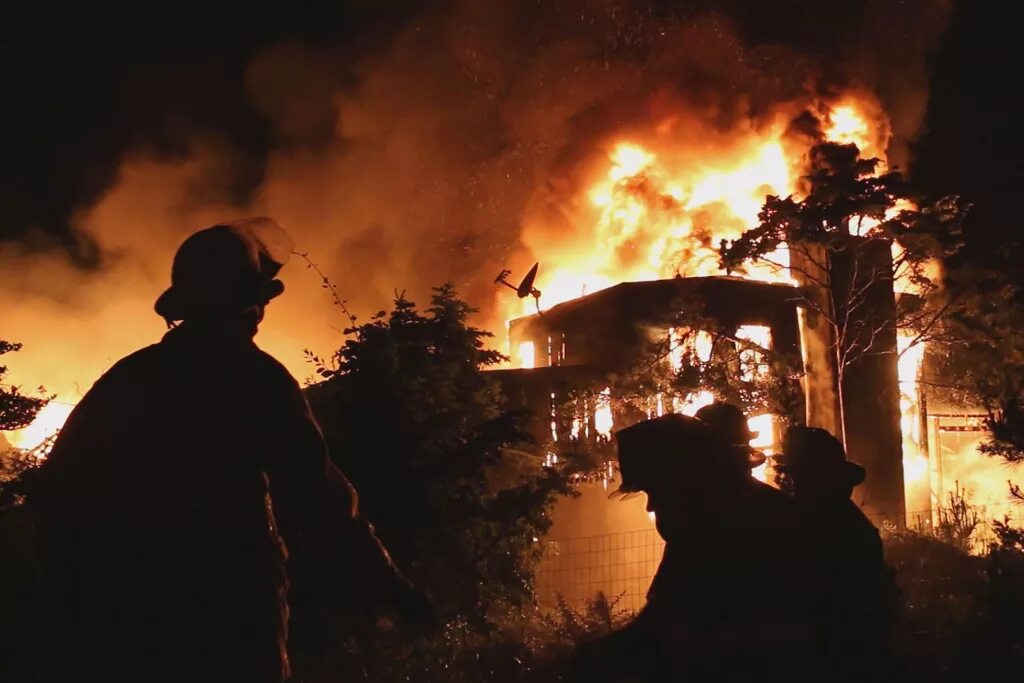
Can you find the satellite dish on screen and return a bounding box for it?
[516,262,540,299]
[495,262,543,314]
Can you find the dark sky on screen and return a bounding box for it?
[1,1,1018,258]
[911,1,1021,257]
[1,1,412,242]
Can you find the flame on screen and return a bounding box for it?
[595,387,613,437]
[898,333,929,516]
[826,106,870,151]
[505,95,890,330]
[668,327,714,371]
[735,329,777,484]
[668,328,685,370]
[607,143,655,182]
[503,94,903,503]
[736,325,772,382]
[822,94,891,167]
[679,390,715,417]
[736,325,772,349]
[0,91,924,514]
[516,341,536,369]
[510,129,805,321]
[693,332,714,364]
[5,400,75,455]
[571,416,582,440]
[929,427,1024,524]
[747,413,774,451]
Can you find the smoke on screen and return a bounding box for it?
[0,0,952,398]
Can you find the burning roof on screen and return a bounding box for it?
[508,276,801,372]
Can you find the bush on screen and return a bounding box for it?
[885,512,1024,680]
[303,285,577,681]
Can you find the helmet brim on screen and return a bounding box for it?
[155,278,285,322]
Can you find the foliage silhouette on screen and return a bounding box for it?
[305,285,575,680]
[721,141,969,445]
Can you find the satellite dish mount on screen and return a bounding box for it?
[495,262,543,315]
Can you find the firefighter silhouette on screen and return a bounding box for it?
[575,413,818,682]
[28,219,428,683]
[776,426,895,682]
[694,401,767,472]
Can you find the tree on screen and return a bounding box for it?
[1,340,49,508]
[305,285,574,678]
[0,340,47,432]
[720,142,969,447]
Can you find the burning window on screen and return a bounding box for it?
[736,325,772,382]
[516,341,535,369]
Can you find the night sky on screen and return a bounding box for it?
[1,1,1018,260]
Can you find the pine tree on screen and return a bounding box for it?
[721,141,969,446]
[0,340,47,432]
[306,285,572,635]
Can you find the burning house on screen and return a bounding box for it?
[496,264,905,512]
[494,275,801,486]
[1,3,1018,618]
[493,252,1018,609]
[485,97,1019,609]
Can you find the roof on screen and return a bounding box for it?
[509,276,801,339]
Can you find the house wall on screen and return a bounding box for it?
[498,274,908,605]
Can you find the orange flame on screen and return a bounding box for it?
[499,92,1007,522]
[4,400,75,456]
[505,95,891,326]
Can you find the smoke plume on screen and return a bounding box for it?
[0,0,952,400]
